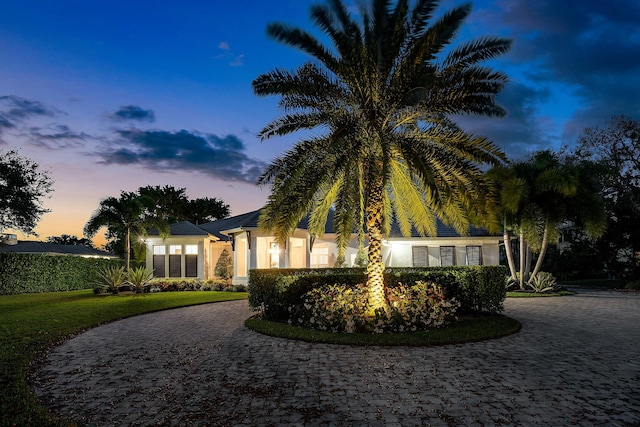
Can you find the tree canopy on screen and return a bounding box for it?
[253,0,511,313]
[569,115,640,279]
[84,185,230,266]
[488,150,606,288]
[47,234,95,248]
[0,149,53,236]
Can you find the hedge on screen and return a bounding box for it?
[248,266,508,321]
[0,253,125,294]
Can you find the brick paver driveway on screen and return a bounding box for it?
[33,290,640,426]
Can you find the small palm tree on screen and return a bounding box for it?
[84,192,151,270]
[253,0,510,314]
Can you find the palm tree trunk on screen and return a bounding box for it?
[525,244,532,283]
[503,224,517,281]
[518,227,526,289]
[530,222,550,283]
[365,178,388,317]
[124,227,131,271]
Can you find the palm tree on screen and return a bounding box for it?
[84,191,149,270]
[253,0,511,314]
[488,151,606,288]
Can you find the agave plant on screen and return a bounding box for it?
[527,272,559,293]
[94,265,126,294]
[127,266,154,293]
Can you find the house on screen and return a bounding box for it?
[0,239,117,258]
[144,209,502,285]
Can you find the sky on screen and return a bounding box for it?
[1,0,639,247]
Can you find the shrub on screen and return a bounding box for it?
[214,248,234,281]
[374,282,460,333]
[248,266,507,321]
[288,281,459,334]
[202,278,230,291]
[127,267,154,292]
[94,266,126,294]
[290,284,370,333]
[146,278,202,293]
[0,253,125,294]
[626,280,640,290]
[527,272,559,293]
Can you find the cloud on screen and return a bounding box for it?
[27,124,91,150]
[454,81,555,160]
[0,96,60,139]
[96,129,267,183]
[214,41,245,67]
[229,54,244,67]
[108,105,156,122]
[487,0,640,140]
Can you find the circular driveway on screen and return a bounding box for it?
[33,291,640,426]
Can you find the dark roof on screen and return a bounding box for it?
[388,219,494,238]
[163,209,495,240]
[147,221,211,237]
[199,210,262,241]
[0,241,116,257]
[199,209,336,240]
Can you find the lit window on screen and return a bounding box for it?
[169,245,182,255]
[153,246,166,255]
[269,242,280,268]
[185,245,198,255]
[440,246,455,266]
[466,246,482,265]
[311,246,329,268]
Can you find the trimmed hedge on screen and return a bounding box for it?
[0,253,125,294]
[248,266,508,321]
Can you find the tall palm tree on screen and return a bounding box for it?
[253,0,511,314]
[84,192,149,270]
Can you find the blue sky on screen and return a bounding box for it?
[1,0,638,244]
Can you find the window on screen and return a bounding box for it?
[466,246,482,266]
[185,245,198,255]
[440,246,455,266]
[269,242,280,268]
[311,246,329,268]
[412,246,428,267]
[169,255,181,277]
[153,246,165,277]
[185,254,198,277]
[169,245,182,255]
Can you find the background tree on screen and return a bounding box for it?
[138,185,229,225]
[138,185,188,224]
[253,0,510,314]
[85,187,230,265]
[0,149,53,237]
[46,234,95,248]
[571,115,640,279]
[184,197,230,224]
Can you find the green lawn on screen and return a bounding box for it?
[506,290,575,297]
[246,314,521,347]
[0,289,248,427]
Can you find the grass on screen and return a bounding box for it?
[559,279,626,289]
[506,290,575,298]
[245,314,521,347]
[0,289,248,427]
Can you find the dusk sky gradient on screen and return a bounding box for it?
[1,0,638,246]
